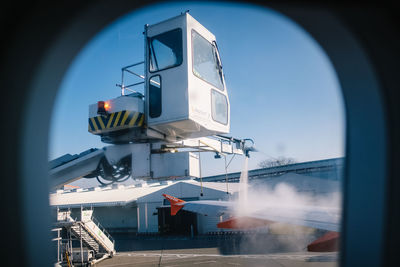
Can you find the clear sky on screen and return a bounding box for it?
[49,1,345,184]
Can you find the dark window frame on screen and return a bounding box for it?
[148,28,183,73]
[149,75,162,118]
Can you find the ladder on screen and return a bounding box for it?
[70,222,100,253]
[55,208,115,264]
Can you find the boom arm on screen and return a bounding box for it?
[49,136,253,189]
[49,148,105,189]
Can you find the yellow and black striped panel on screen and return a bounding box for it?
[88,111,144,134]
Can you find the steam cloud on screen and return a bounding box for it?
[223,157,341,254]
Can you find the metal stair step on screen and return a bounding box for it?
[70,225,100,252]
[69,220,114,254]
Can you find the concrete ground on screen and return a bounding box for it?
[96,234,338,267]
[97,248,338,267]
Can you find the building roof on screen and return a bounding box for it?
[251,172,340,194]
[49,180,240,208]
[202,157,344,182]
[50,172,339,208]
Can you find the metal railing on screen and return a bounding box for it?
[52,228,76,266]
[116,61,145,96]
[51,228,62,264]
[90,215,115,245]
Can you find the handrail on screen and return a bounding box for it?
[123,81,145,89]
[76,220,113,253]
[90,216,115,245]
[118,61,146,96]
[51,227,62,263]
[124,69,145,79]
[122,61,145,69]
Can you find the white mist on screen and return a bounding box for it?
[237,156,249,216]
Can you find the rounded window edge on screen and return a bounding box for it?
[148,28,184,73]
[210,89,228,125]
[191,29,225,91]
[148,74,162,119]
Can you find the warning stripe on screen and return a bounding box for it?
[113,111,122,128]
[88,111,144,134]
[125,111,135,126]
[137,114,145,126]
[89,118,96,131]
[106,112,115,128]
[128,112,139,127]
[90,117,99,131]
[96,116,105,129]
[120,110,130,125]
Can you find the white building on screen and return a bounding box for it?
[50,179,239,235]
[50,159,342,236]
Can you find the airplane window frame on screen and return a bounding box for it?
[2,2,398,267]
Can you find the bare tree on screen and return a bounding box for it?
[258,157,297,168]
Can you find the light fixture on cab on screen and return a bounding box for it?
[88,12,230,144]
[50,12,254,188]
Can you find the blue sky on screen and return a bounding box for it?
[49,2,345,181]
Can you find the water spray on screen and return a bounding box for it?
[243,138,256,158]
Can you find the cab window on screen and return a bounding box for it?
[192,30,224,90]
[149,28,183,72]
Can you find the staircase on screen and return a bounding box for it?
[56,209,116,260]
[70,222,100,253]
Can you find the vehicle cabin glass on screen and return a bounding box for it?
[211,89,228,125]
[149,75,162,118]
[149,28,183,72]
[192,30,224,91]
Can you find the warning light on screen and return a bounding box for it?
[97,101,109,115]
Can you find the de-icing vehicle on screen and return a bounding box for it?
[49,12,254,189]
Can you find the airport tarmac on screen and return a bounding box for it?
[97,248,338,267]
[96,233,338,266]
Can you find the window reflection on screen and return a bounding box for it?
[192,30,224,90]
[211,89,228,124]
[149,28,183,72]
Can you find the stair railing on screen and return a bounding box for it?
[90,215,115,245]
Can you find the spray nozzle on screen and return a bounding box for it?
[242,138,256,158]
